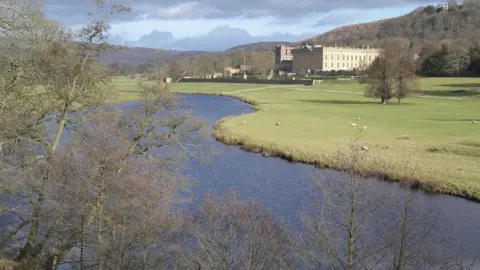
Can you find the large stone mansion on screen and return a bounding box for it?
[275,44,381,75]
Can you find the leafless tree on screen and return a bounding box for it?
[298,140,390,270]
[46,104,202,269]
[0,1,209,268]
[2,0,132,264]
[179,191,294,270]
[364,39,416,104]
[299,140,479,270]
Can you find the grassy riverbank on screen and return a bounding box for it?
[111,76,480,201]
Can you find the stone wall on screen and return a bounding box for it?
[178,78,314,85]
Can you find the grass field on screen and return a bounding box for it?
[110,76,480,201]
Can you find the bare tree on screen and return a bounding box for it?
[364,39,416,104]
[380,159,478,270]
[47,103,202,269]
[299,140,479,270]
[180,191,294,270]
[0,1,208,268]
[298,139,390,270]
[4,1,132,264]
[394,48,417,104]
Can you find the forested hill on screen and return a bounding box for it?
[302,1,480,49]
[101,46,205,65]
[226,42,292,52]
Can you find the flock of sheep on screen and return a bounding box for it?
[239,114,477,152]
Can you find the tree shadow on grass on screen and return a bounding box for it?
[424,118,477,122]
[420,85,480,98]
[297,99,413,105]
[297,100,375,105]
[440,83,480,88]
[118,90,141,93]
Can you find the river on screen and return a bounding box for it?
[176,93,480,262]
[2,93,479,267]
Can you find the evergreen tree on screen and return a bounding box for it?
[468,43,480,76]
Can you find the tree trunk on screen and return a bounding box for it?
[97,199,104,270]
[395,190,410,270]
[17,107,69,262]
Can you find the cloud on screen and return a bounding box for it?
[43,0,440,24]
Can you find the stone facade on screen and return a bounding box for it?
[291,44,381,75]
[275,45,294,72]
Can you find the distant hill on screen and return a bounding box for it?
[113,26,312,52]
[101,46,205,65]
[302,1,480,50]
[226,42,292,52]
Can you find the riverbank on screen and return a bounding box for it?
[112,77,480,202]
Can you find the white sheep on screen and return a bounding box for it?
[400,134,410,140]
[242,120,246,125]
[351,123,357,127]
[361,145,369,151]
[357,117,361,121]
[275,122,280,126]
[473,120,478,124]
[361,125,367,131]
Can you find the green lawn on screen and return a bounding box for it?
[110,76,480,200]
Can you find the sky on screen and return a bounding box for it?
[42,0,441,50]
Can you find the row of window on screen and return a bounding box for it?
[325,54,373,62]
[324,62,367,68]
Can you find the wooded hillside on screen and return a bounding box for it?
[303,0,480,50]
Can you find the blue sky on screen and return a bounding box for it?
[42,0,442,50]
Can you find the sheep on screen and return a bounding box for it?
[357,117,361,121]
[361,125,367,131]
[473,120,478,124]
[400,134,410,140]
[361,145,369,151]
[275,122,280,126]
[351,123,357,127]
[242,120,246,125]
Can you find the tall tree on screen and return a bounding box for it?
[468,43,480,76]
[364,39,416,104]
[444,45,470,76]
[420,44,450,76]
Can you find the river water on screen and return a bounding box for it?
[176,93,480,262]
[2,93,479,267]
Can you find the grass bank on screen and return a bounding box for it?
[111,76,480,202]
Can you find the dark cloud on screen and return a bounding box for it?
[43,0,439,25]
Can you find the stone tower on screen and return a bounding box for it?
[443,0,449,11]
